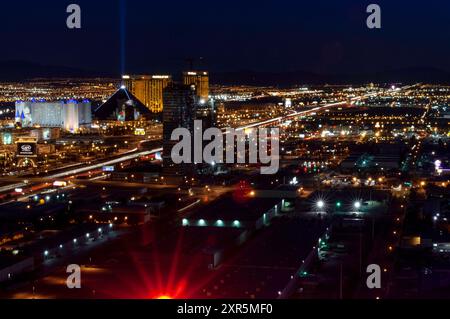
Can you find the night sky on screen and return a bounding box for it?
[1,0,450,75]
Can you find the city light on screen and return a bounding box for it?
[317,200,325,209]
[2,13,450,303]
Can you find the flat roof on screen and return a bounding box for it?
[0,254,31,269]
[159,227,244,256]
[0,202,67,221]
[189,194,280,222]
[3,224,104,253]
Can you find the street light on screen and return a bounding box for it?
[317,200,325,209]
[354,201,361,210]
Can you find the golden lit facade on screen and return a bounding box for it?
[122,75,172,113]
[182,71,209,101]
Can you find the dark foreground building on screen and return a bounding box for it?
[162,83,196,178]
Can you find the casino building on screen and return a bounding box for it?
[122,75,172,113]
[182,71,209,101]
[15,99,92,132]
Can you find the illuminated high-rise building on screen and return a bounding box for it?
[182,71,209,101]
[122,75,172,113]
[15,100,92,132]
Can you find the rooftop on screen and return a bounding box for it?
[189,193,280,222]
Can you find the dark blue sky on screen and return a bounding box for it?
[1,0,449,75]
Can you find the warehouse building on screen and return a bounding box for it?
[182,194,282,230]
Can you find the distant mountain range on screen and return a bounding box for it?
[211,68,450,86]
[2,60,450,86]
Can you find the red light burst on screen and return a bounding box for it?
[89,226,219,299]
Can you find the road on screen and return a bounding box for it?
[0,148,163,194]
[234,92,379,131]
[0,85,412,199]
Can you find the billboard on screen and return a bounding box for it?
[17,142,37,157]
[2,133,12,145]
[134,128,145,136]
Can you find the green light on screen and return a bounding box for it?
[182,219,189,226]
[233,220,241,227]
[336,201,342,208]
[216,220,224,227]
[198,219,206,226]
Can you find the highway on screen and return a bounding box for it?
[235,92,378,131]
[48,147,162,178]
[0,148,163,193]
[0,86,410,196]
